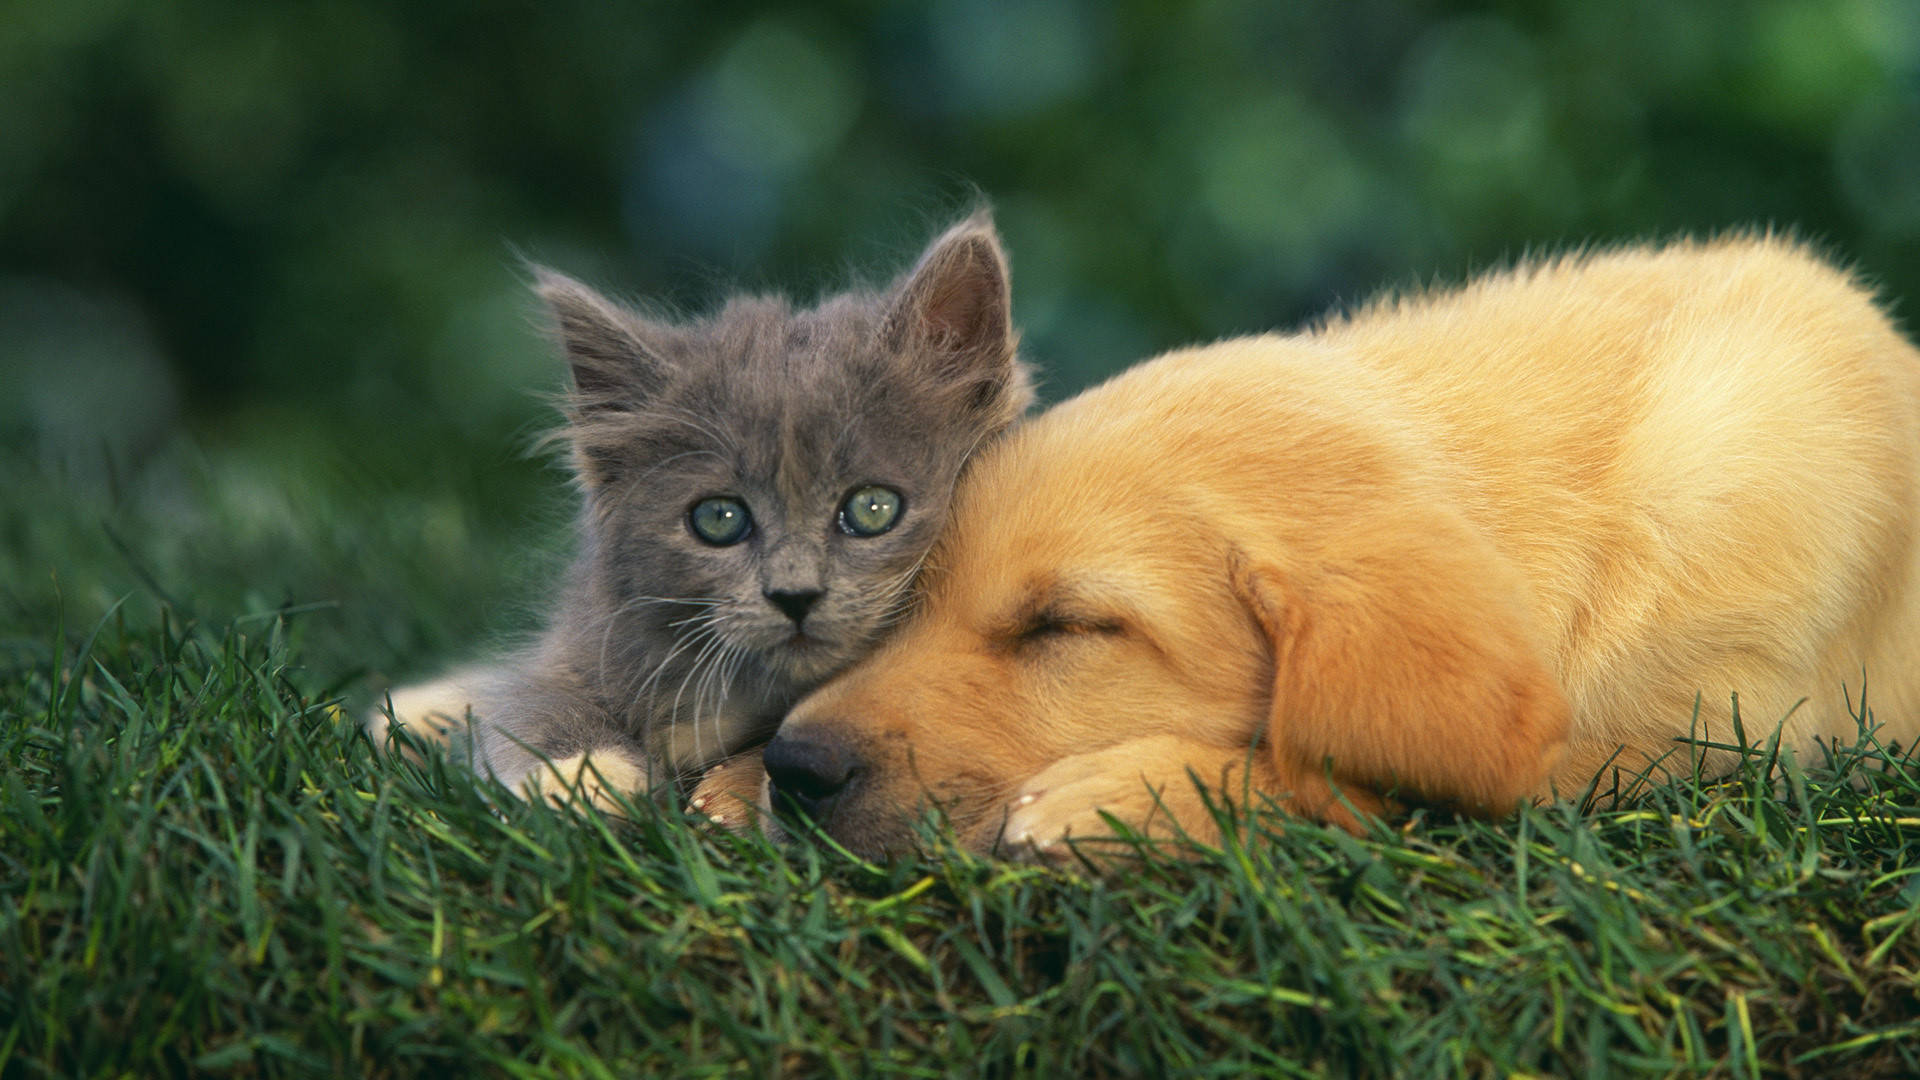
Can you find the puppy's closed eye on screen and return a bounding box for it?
[1013,610,1125,648]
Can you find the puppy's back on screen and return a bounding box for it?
[1314,236,1920,770]
[1034,236,1920,778]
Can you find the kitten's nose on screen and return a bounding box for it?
[763,730,858,820]
[766,588,824,625]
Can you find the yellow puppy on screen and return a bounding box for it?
[704,235,1920,858]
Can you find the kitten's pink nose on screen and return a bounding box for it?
[766,588,823,625]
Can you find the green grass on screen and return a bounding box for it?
[5,445,1920,1077]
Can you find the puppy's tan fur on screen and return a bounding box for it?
[738,235,1920,857]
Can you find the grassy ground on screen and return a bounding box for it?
[5,443,1920,1078]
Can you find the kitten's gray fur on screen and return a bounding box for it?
[376,213,1032,799]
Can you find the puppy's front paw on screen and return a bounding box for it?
[1001,738,1241,862]
[687,747,773,835]
[1002,784,1138,863]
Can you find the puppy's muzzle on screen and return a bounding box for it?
[763,729,862,823]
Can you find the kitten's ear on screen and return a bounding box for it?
[532,266,674,411]
[884,212,1032,425]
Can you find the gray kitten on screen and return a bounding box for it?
[373,214,1032,806]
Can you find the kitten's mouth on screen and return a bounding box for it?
[786,630,849,656]
[763,630,854,683]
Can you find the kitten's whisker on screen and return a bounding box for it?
[668,610,730,631]
[693,641,741,769]
[629,624,716,711]
[641,406,742,459]
[669,629,731,753]
[642,619,726,768]
[614,602,730,703]
[595,595,725,678]
[608,599,724,634]
[689,640,723,767]
[677,625,746,770]
[662,407,738,453]
[708,643,750,768]
[633,448,727,484]
[597,618,622,690]
[871,547,937,620]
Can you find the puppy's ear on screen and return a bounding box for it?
[883,212,1033,429]
[1229,517,1570,827]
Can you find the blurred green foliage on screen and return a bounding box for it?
[3,0,1919,673]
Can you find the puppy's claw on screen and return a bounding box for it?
[1017,835,1074,866]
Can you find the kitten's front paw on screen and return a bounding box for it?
[688,748,774,836]
[517,750,650,816]
[366,675,479,757]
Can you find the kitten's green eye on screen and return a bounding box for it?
[689,497,753,546]
[839,485,903,537]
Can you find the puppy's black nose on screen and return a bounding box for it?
[763,731,856,820]
[766,588,823,625]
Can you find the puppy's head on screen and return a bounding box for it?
[764,368,1573,857]
[758,415,1276,856]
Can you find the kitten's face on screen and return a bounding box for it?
[542,214,1029,695]
[592,306,988,684]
